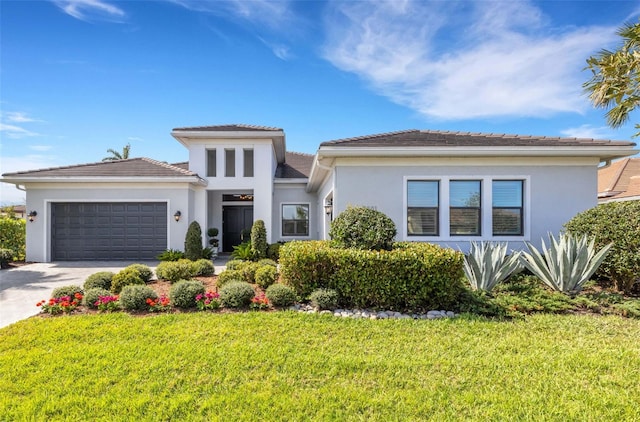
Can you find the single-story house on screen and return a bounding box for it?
[1,124,637,262]
[598,157,640,202]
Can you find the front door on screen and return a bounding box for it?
[222,206,253,252]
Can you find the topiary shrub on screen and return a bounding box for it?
[125,264,153,282]
[0,217,25,260]
[219,281,255,308]
[329,206,397,251]
[170,279,206,309]
[217,269,244,287]
[265,284,297,308]
[156,259,194,283]
[267,242,284,261]
[255,265,278,289]
[309,288,339,310]
[119,285,158,311]
[184,221,204,261]
[83,287,111,309]
[191,259,215,276]
[52,285,83,299]
[564,201,640,293]
[250,219,268,259]
[83,271,114,291]
[111,268,145,294]
[0,248,14,268]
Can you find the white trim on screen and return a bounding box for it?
[280,202,312,239]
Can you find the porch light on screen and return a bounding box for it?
[28,210,37,222]
[173,211,181,222]
[324,199,333,216]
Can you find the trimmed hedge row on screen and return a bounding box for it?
[279,241,465,311]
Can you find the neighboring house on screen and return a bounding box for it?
[598,157,640,202]
[0,205,26,219]
[1,124,636,262]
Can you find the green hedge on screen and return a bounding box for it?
[0,217,25,261]
[279,241,465,311]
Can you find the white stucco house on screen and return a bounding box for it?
[1,124,636,262]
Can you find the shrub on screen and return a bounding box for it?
[463,242,522,292]
[251,219,268,259]
[225,259,245,270]
[191,259,215,276]
[219,281,255,308]
[0,248,14,268]
[258,259,277,268]
[0,217,25,260]
[564,201,640,293]
[111,268,145,294]
[157,249,185,261]
[125,264,153,282]
[240,262,261,283]
[52,285,83,299]
[255,265,278,289]
[309,288,339,310]
[329,206,396,251]
[83,271,114,291]
[279,241,465,311]
[170,279,206,309]
[156,259,194,283]
[184,221,204,261]
[201,247,214,260]
[231,241,253,260]
[265,284,296,308]
[119,285,158,311]
[217,269,245,287]
[83,287,112,309]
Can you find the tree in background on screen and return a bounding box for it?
[103,143,131,161]
[584,20,640,135]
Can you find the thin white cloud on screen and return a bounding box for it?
[560,124,615,139]
[322,0,617,120]
[0,123,40,139]
[53,0,126,23]
[4,112,42,123]
[29,145,54,152]
[258,37,293,61]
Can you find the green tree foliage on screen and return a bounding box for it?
[0,217,26,260]
[584,20,640,134]
[102,143,131,161]
[250,219,268,259]
[329,206,397,251]
[184,221,203,261]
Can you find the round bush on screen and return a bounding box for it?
[257,259,277,268]
[0,248,14,268]
[111,268,145,294]
[119,285,158,311]
[83,271,114,291]
[83,287,111,309]
[219,281,255,308]
[309,288,339,310]
[169,279,206,309]
[267,242,283,261]
[217,269,245,287]
[51,285,83,299]
[225,259,245,271]
[265,284,296,308]
[329,206,397,250]
[125,264,153,282]
[156,259,194,283]
[255,265,278,289]
[240,262,261,283]
[191,259,215,276]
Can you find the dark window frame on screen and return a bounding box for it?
[243,148,254,177]
[225,149,235,177]
[206,149,216,177]
[281,204,309,237]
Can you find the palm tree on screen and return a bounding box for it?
[102,143,131,161]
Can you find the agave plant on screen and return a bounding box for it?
[521,233,612,295]
[463,242,522,292]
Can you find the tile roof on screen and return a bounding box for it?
[2,157,201,179]
[172,124,283,132]
[320,129,636,148]
[598,158,640,201]
[275,152,314,179]
[171,161,189,171]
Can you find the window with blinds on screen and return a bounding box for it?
[407,180,439,236]
[492,180,523,235]
[450,180,481,236]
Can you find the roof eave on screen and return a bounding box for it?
[0,176,208,186]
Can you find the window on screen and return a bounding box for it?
[407,180,439,236]
[282,204,309,236]
[243,149,254,177]
[206,149,216,177]
[225,149,235,177]
[492,180,523,235]
[450,180,481,236]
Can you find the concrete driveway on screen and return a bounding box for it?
[0,258,228,328]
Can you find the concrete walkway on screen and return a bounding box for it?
[0,257,229,329]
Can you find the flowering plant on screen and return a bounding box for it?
[147,295,171,312]
[196,291,221,311]
[250,293,270,310]
[95,295,120,312]
[36,292,83,315]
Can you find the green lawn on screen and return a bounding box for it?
[1,312,639,421]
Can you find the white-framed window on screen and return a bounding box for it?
[225,149,235,177]
[407,180,439,236]
[492,180,523,236]
[243,149,254,177]
[282,204,309,237]
[206,149,216,177]
[450,180,481,236]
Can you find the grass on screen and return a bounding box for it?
[1,312,640,421]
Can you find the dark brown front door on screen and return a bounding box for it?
[222,206,253,252]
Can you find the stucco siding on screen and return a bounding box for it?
[273,184,318,241]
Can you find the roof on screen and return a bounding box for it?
[320,129,636,148]
[172,124,283,132]
[276,152,314,179]
[598,158,640,201]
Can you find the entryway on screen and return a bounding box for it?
[222,206,253,252]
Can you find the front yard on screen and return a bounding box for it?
[1,312,639,420]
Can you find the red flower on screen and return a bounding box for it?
[74,292,83,300]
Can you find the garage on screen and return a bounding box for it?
[52,202,167,261]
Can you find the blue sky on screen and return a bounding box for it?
[1,0,639,204]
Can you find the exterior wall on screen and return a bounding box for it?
[23,183,192,262]
[273,183,319,242]
[330,157,599,251]
[315,172,335,240]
